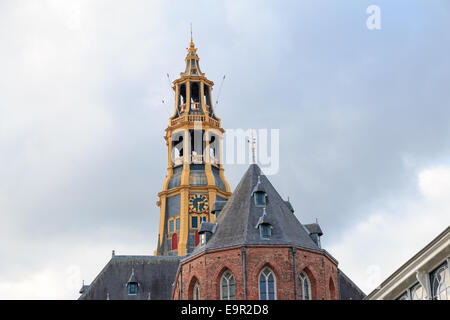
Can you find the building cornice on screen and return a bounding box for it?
[365,226,450,300]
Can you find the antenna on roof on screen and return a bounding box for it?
[167,73,175,98]
[163,73,177,116]
[215,75,226,106]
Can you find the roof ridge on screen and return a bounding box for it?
[243,165,260,242]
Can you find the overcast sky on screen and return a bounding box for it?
[1,0,450,299]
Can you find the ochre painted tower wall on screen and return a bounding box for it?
[155,35,231,257]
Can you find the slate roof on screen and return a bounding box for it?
[192,164,321,254]
[78,255,180,300]
[284,200,294,213]
[211,200,227,215]
[338,269,366,300]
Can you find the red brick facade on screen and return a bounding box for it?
[172,244,339,300]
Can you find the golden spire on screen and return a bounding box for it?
[189,23,195,49]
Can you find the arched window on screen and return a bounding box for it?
[329,277,336,300]
[171,233,178,251]
[193,281,200,300]
[431,263,449,300]
[299,272,311,300]
[259,267,276,300]
[220,271,235,300]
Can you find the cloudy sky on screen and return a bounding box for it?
[1,0,449,299]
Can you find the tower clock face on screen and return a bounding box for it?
[188,194,209,214]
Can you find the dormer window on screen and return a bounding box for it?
[128,282,137,295]
[260,224,272,239]
[252,176,267,207]
[254,191,266,207]
[255,208,272,239]
[126,268,139,296]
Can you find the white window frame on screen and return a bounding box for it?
[258,267,276,300]
[299,272,312,300]
[220,271,236,300]
[193,281,200,300]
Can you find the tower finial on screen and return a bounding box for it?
[190,23,193,43]
[248,129,256,164]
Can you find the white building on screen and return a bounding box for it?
[366,226,449,300]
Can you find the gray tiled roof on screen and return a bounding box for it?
[338,269,366,300]
[193,164,320,253]
[284,200,294,213]
[78,255,180,300]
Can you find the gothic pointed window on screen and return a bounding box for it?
[220,271,236,300]
[259,267,276,300]
[431,263,450,300]
[193,281,200,300]
[299,272,311,300]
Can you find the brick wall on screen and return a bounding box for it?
[172,244,338,300]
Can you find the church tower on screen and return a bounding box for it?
[156,32,231,256]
